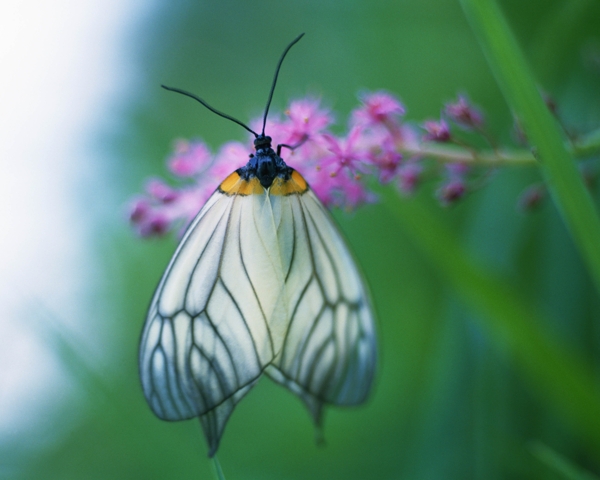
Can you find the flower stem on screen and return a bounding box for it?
[402,126,600,166]
[403,143,533,165]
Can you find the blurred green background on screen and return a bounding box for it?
[2,0,600,478]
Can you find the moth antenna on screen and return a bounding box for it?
[161,85,259,137]
[162,33,304,140]
[261,33,305,136]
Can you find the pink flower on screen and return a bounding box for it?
[437,179,466,206]
[397,162,423,195]
[284,98,333,144]
[307,171,336,207]
[422,120,451,142]
[174,186,214,223]
[129,198,150,223]
[338,176,377,209]
[127,91,505,239]
[435,162,470,206]
[321,125,368,175]
[211,141,250,179]
[128,196,172,237]
[375,150,402,183]
[284,137,328,172]
[146,178,179,203]
[366,136,402,183]
[308,169,375,209]
[139,214,171,237]
[444,95,483,129]
[352,91,405,127]
[249,116,288,147]
[168,139,212,177]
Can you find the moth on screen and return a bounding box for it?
[139,34,377,457]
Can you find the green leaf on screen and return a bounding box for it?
[459,0,600,295]
[384,191,600,460]
[531,442,600,480]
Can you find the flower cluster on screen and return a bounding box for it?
[130,92,416,236]
[128,90,597,237]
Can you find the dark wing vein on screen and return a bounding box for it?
[269,191,375,408]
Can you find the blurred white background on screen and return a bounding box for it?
[0,0,152,445]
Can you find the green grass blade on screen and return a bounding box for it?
[212,455,226,480]
[384,191,600,459]
[531,442,600,480]
[459,0,600,294]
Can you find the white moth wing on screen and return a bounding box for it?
[139,188,286,455]
[267,189,377,424]
[140,176,376,455]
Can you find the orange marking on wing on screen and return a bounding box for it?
[219,172,241,193]
[219,172,264,196]
[291,170,308,192]
[238,177,264,195]
[270,170,309,196]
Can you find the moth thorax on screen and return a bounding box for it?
[256,152,279,188]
